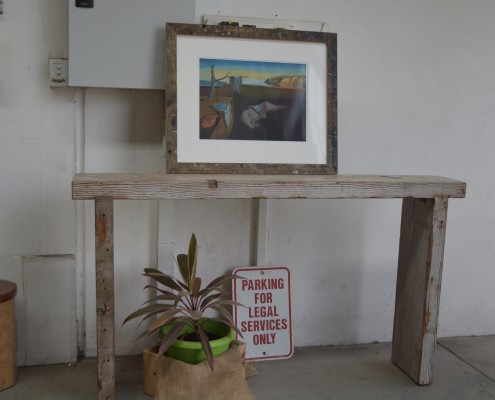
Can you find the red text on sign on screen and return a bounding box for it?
[254,292,272,304]
[241,278,284,291]
[248,305,279,318]
[253,333,276,345]
[240,318,288,332]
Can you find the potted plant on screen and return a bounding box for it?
[123,233,242,370]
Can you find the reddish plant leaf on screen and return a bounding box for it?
[157,319,189,359]
[198,323,214,370]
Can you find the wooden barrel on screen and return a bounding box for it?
[0,280,17,390]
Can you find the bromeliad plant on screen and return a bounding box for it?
[123,233,242,369]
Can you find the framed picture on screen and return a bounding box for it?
[165,23,337,174]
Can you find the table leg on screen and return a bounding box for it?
[250,198,260,266]
[95,197,115,399]
[392,196,448,385]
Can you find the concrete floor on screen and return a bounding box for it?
[1,336,494,399]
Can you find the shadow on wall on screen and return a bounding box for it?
[84,89,165,173]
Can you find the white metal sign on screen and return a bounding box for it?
[233,266,293,361]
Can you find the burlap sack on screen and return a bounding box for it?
[155,346,255,400]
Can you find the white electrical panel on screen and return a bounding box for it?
[68,0,196,89]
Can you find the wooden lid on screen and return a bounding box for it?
[0,280,17,303]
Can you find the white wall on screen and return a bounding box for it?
[0,0,494,364]
[0,0,78,365]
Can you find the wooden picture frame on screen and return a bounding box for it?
[165,23,337,174]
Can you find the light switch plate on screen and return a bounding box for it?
[49,58,68,87]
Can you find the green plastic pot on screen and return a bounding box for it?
[159,320,235,364]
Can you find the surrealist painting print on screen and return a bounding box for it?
[165,23,337,175]
[199,59,307,142]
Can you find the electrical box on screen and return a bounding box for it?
[68,0,196,89]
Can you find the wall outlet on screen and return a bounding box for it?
[49,58,68,87]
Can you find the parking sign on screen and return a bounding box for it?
[233,266,293,361]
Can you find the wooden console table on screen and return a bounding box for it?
[72,173,466,400]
